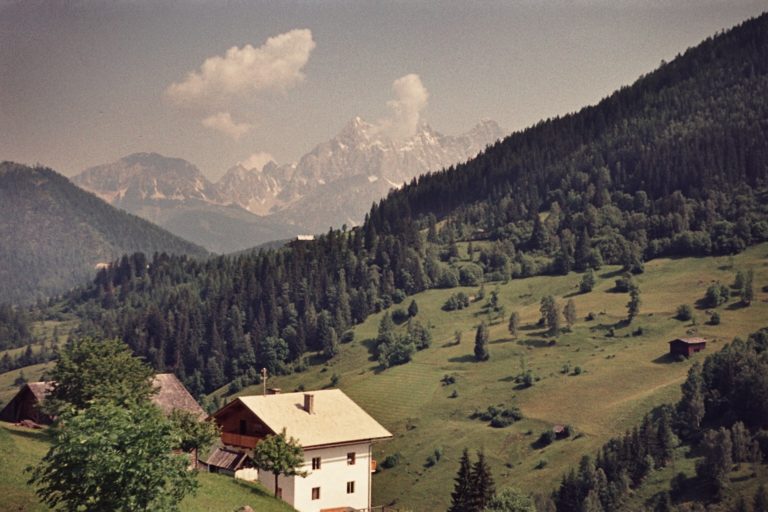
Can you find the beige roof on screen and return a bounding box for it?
[237,389,392,448]
[151,373,206,420]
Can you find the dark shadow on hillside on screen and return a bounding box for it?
[599,269,624,279]
[498,375,517,382]
[726,301,749,310]
[518,323,541,331]
[652,353,679,365]
[516,338,550,348]
[2,425,51,442]
[563,290,582,299]
[448,354,478,363]
[441,341,460,348]
[490,337,515,345]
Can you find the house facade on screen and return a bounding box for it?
[212,389,392,512]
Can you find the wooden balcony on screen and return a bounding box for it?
[221,432,260,449]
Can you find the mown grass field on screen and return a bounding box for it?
[232,243,768,510]
[0,422,295,512]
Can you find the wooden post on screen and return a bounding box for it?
[260,367,268,395]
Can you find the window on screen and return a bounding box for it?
[347,452,356,465]
[312,457,321,470]
[311,487,320,500]
[346,481,355,494]
[239,419,246,435]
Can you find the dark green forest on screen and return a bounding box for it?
[0,163,208,304]
[62,13,768,399]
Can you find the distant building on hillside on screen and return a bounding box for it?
[669,337,707,358]
[0,373,203,424]
[211,388,392,512]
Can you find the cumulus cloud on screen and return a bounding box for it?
[239,151,276,171]
[166,29,315,107]
[377,74,429,139]
[201,112,252,139]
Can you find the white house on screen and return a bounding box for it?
[212,389,392,512]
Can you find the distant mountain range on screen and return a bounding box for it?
[0,162,207,304]
[73,119,504,253]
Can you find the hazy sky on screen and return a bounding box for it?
[1,1,765,180]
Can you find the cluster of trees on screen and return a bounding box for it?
[29,338,218,511]
[551,327,768,511]
[0,340,57,374]
[374,311,432,368]
[0,303,32,349]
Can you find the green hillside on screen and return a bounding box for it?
[0,162,208,304]
[0,423,295,512]
[228,244,768,510]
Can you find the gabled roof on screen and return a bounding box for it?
[151,373,206,420]
[233,389,392,448]
[25,381,54,402]
[1,374,204,420]
[669,337,707,345]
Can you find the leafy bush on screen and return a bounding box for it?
[709,311,721,325]
[537,430,555,446]
[614,273,634,292]
[704,283,729,307]
[340,330,355,344]
[392,308,409,324]
[676,304,694,321]
[441,374,456,386]
[443,292,471,311]
[449,389,459,398]
[459,263,484,286]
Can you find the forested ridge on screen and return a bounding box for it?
[0,163,208,304]
[64,13,768,397]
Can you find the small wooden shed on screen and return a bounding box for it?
[669,337,707,357]
[0,382,54,424]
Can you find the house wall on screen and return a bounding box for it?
[215,402,272,437]
[259,441,373,512]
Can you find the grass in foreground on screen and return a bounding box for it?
[0,422,294,512]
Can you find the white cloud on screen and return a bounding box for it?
[239,151,275,171]
[377,74,429,139]
[166,29,315,107]
[201,112,252,139]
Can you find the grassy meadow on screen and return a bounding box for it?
[228,243,768,510]
[0,422,295,512]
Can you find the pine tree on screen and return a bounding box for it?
[448,448,473,512]
[676,362,705,439]
[755,484,768,512]
[474,322,490,361]
[408,299,419,318]
[579,269,595,294]
[540,295,560,336]
[469,451,495,511]
[563,299,577,330]
[627,285,641,323]
[508,311,520,338]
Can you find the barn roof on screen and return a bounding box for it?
[669,337,707,345]
[151,373,206,420]
[1,375,204,419]
[204,447,252,472]
[25,382,54,402]
[232,389,392,448]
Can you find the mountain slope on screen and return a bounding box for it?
[73,120,503,252]
[0,162,207,304]
[66,11,768,397]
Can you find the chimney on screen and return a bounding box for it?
[304,393,314,414]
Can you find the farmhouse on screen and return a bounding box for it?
[212,389,392,512]
[668,337,707,358]
[0,373,204,424]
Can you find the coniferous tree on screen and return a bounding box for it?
[540,296,560,336]
[676,362,705,439]
[474,322,490,361]
[469,451,495,511]
[563,299,577,330]
[408,299,419,318]
[579,269,596,294]
[508,311,520,338]
[626,286,641,323]
[449,448,473,512]
[755,484,768,512]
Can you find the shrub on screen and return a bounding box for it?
[392,289,406,304]
[538,430,555,446]
[704,283,729,307]
[491,416,514,428]
[392,308,409,324]
[340,330,355,344]
[614,274,634,292]
[586,312,596,321]
[449,389,459,398]
[573,366,583,375]
[441,374,456,386]
[579,269,596,294]
[535,459,548,469]
[459,263,484,286]
[381,453,401,469]
[709,311,721,325]
[676,304,694,321]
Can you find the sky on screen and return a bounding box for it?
[0,1,765,181]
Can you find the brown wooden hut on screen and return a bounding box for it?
[668,337,707,357]
[0,382,54,424]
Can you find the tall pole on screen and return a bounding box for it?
[261,367,268,395]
